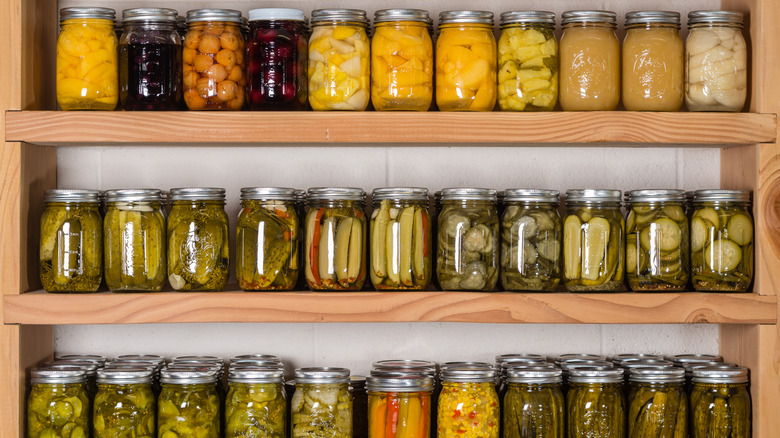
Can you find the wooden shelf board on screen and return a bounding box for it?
[5,110,777,145]
[3,290,776,325]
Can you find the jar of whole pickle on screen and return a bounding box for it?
[685,11,747,112]
[367,373,434,438]
[40,189,102,293]
[498,11,558,111]
[292,367,353,437]
[559,11,620,111]
[436,11,497,111]
[567,367,625,438]
[246,8,308,110]
[626,189,689,291]
[167,188,229,291]
[305,187,367,291]
[236,187,300,291]
[438,366,499,438]
[690,190,753,291]
[225,366,286,438]
[627,367,687,437]
[57,7,118,111]
[563,189,625,291]
[183,9,246,111]
[308,9,370,111]
[119,8,182,110]
[158,369,220,437]
[93,367,156,438]
[501,189,562,291]
[503,368,564,438]
[622,11,684,111]
[27,367,90,438]
[691,366,751,438]
[371,9,434,111]
[437,188,499,291]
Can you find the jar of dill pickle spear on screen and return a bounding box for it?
[225,367,286,438]
[292,367,353,438]
[158,368,221,438]
[690,366,751,438]
[438,366,500,438]
[367,373,434,438]
[27,367,90,438]
[627,367,687,438]
[93,367,156,438]
[567,367,625,438]
[503,368,564,438]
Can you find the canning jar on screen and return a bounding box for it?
[308,9,370,110]
[690,367,751,438]
[40,189,102,293]
[46,359,99,401]
[292,367,353,438]
[626,189,689,291]
[503,368,564,438]
[371,9,434,111]
[370,187,432,290]
[305,187,367,290]
[498,11,558,111]
[167,188,229,291]
[183,9,245,111]
[690,190,753,291]
[367,373,434,438]
[436,11,497,111]
[627,367,687,437]
[685,11,747,112]
[559,11,620,111]
[567,367,625,438]
[93,368,156,438]
[246,8,308,110]
[104,189,166,292]
[119,8,182,110]
[27,367,89,438]
[438,366,499,438]
[500,189,562,291]
[57,7,118,111]
[236,188,300,291]
[350,376,369,438]
[225,367,286,438]
[158,369,220,437]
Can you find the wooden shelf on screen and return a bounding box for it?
[5,110,777,145]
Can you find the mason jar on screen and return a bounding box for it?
[367,373,434,438]
[567,367,625,438]
[225,367,286,438]
[438,366,499,438]
[503,368,564,438]
[292,367,353,438]
[690,366,751,438]
[45,359,99,400]
[627,367,687,437]
[158,369,220,438]
[495,354,551,397]
[27,367,90,438]
[93,367,156,438]
[350,376,368,438]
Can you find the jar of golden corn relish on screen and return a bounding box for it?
[438,366,499,438]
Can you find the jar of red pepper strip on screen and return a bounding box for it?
[367,373,434,438]
[437,365,499,438]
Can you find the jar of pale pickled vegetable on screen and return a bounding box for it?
[503,368,564,438]
[308,9,370,111]
[685,11,747,112]
[627,367,687,438]
[567,367,625,438]
[225,367,286,438]
[57,7,118,111]
[691,367,751,438]
[236,188,300,291]
[367,373,434,438]
[690,190,753,291]
[436,11,497,111]
[501,189,562,291]
[498,11,558,111]
[559,11,620,111]
[563,189,625,291]
[167,188,229,291]
[438,366,499,438]
[40,189,102,293]
[93,368,156,438]
[158,369,220,438]
[292,367,353,438]
[305,187,367,291]
[27,367,90,438]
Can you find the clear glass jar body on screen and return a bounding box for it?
[158,382,220,437]
[436,23,497,111]
[93,382,156,437]
[368,389,431,438]
[567,382,625,438]
[27,382,90,438]
[119,22,182,110]
[685,24,747,112]
[498,24,558,111]
[308,22,370,110]
[691,201,753,291]
[559,23,620,111]
[622,24,684,111]
[563,201,625,291]
[690,382,750,438]
[225,381,286,438]
[292,382,353,437]
[503,382,564,438]
[371,21,433,111]
[438,381,499,438]
[627,381,686,437]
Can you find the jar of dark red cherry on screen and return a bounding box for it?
[246,8,309,110]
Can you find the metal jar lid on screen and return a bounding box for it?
[230,359,285,370]
[688,10,743,26]
[240,187,297,201]
[692,366,749,384]
[560,361,614,371]
[58,354,107,365]
[372,187,430,202]
[440,361,492,370]
[374,9,430,23]
[307,187,365,202]
[620,359,675,369]
[229,366,284,383]
[503,189,560,203]
[116,354,166,365]
[565,189,622,203]
[47,360,99,376]
[627,189,685,203]
[556,353,607,364]
[506,367,562,384]
[569,367,624,383]
[231,354,282,363]
[500,11,555,27]
[311,9,369,26]
[496,353,548,363]
[122,8,179,23]
[440,366,496,383]
[612,353,663,364]
[439,10,494,25]
[44,189,100,203]
[367,374,434,392]
[97,367,153,384]
[248,8,305,22]
[372,359,436,371]
[186,9,242,24]
[60,7,116,22]
[104,361,157,372]
[629,367,685,383]
[503,364,556,377]
[105,189,162,203]
[625,11,681,26]
[441,188,497,202]
[562,10,617,25]
[173,355,222,362]
[693,190,750,203]
[32,367,87,384]
[170,187,226,201]
[295,367,351,384]
[672,353,724,364]
[160,368,218,384]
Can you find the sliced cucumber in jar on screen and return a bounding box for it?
[626,243,638,274]
[639,218,682,252]
[581,217,610,281]
[693,207,719,228]
[691,217,708,252]
[704,238,742,272]
[563,215,582,280]
[727,213,753,246]
[663,205,686,222]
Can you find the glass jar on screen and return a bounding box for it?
[567,367,625,438]
[438,366,499,438]
[93,368,156,438]
[503,368,564,438]
[305,187,367,291]
[308,9,370,111]
[40,189,102,293]
[292,367,353,438]
[626,190,689,291]
[367,373,434,438]
[182,9,245,111]
[158,369,220,438]
[351,376,369,438]
[246,8,308,110]
[563,189,625,291]
[690,367,751,438]
[119,8,182,110]
[225,367,286,438]
[627,367,687,437]
[46,359,99,400]
[371,9,434,111]
[685,11,747,112]
[437,188,499,291]
[27,367,90,438]
[497,11,558,111]
[56,7,118,111]
[236,187,300,291]
[370,187,432,290]
[690,190,753,291]
[559,11,620,111]
[500,189,562,291]
[167,188,229,291]
[436,11,497,111]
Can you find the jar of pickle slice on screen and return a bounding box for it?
[503,368,564,438]
[93,367,156,438]
[57,7,118,111]
[563,189,625,291]
[690,366,751,438]
[438,366,499,438]
[292,367,353,438]
[367,373,434,438]
[237,187,300,291]
[167,188,229,291]
[27,367,89,438]
[40,189,102,293]
[437,188,499,291]
[498,11,558,111]
[436,11,497,111]
[305,187,367,291]
[627,367,687,438]
[501,189,562,291]
[567,367,625,438]
[183,9,246,111]
[308,9,370,111]
[46,359,100,401]
[225,366,286,438]
[158,369,220,438]
[690,190,753,291]
[626,189,689,291]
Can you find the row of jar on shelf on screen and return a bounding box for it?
[29,352,748,438]
[57,7,746,113]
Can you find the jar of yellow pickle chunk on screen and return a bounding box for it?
[308,9,370,111]
[57,7,118,111]
[436,11,497,111]
[371,9,434,111]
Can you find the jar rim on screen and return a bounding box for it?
[248,8,305,22]
[496,353,548,364]
[307,187,365,201]
[569,367,624,383]
[170,187,226,201]
[439,10,494,25]
[372,187,429,202]
[228,366,285,383]
[625,10,681,26]
[160,368,218,384]
[186,8,243,24]
[105,188,162,203]
[440,366,496,382]
[628,366,685,383]
[44,189,100,203]
[116,354,166,364]
[374,9,431,23]
[562,10,617,25]
[500,11,555,26]
[231,354,282,363]
[60,7,116,22]
[692,366,749,383]
[441,187,497,201]
[366,374,434,392]
[506,367,562,384]
[32,367,87,384]
[240,187,297,201]
[311,9,369,26]
[503,189,560,202]
[372,359,436,370]
[122,8,179,23]
[97,367,153,384]
[565,189,622,202]
[295,367,351,383]
[693,189,750,203]
[688,10,743,26]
